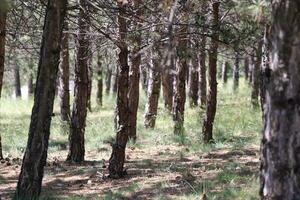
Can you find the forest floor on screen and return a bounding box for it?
[0,81,262,200]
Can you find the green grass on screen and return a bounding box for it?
[0,79,262,199]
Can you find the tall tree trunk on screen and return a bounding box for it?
[105,65,112,95]
[144,50,161,128]
[162,55,174,111]
[248,57,253,84]
[244,57,249,81]
[96,52,103,106]
[67,0,89,163]
[128,0,142,140]
[14,62,22,98]
[87,52,93,112]
[0,7,7,160]
[58,22,70,121]
[140,64,148,94]
[112,65,118,94]
[251,42,262,108]
[189,56,199,107]
[14,1,67,198]
[221,61,229,84]
[108,2,130,178]
[233,51,239,91]
[202,1,219,143]
[260,2,300,199]
[28,72,34,96]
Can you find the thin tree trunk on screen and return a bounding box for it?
[140,64,148,94]
[202,1,219,143]
[58,22,70,121]
[0,9,7,160]
[14,1,67,198]
[260,2,300,199]
[87,52,93,112]
[96,52,103,106]
[144,50,161,128]
[105,65,112,95]
[251,42,262,108]
[67,0,89,163]
[189,56,199,107]
[221,61,229,84]
[14,62,22,98]
[28,72,34,96]
[233,51,239,91]
[244,57,249,81]
[108,2,130,178]
[112,65,118,94]
[162,55,174,111]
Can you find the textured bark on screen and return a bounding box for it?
[87,54,93,112]
[105,65,112,95]
[189,56,199,107]
[162,56,174,111]
[58,22,70,121]
[112,65,118,94]
[233,51,239,91]
[96,52,103,106]
[260,2,300,199]
[202,1,219,143]
[67,0,89,163]
[144,51,161,129]
[28,71,34,96]
[244,57,249,81]
[14,1,67,198]
[251,42,262,108]
[14,62,22,98]
[128,0,142,140]
[108,2,130,178]
[221,61,229,84]
[0,9,7,160]
[140,64,148,94]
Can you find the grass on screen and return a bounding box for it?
[0,79,262,199]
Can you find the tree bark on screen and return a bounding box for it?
[162,55,174,111]
[87,53,93,112]
[58,22,70,122]
[260,1,300,199]
[233,51,239,91]
[140,64,148,94]
[112,65,118,94]
[244,57,249,81]
[108,2,130,178]
[105,65,112,95]
[96,52,103,106]
[202,1,219,143]
[14,1,67,198]
[0,8,7,160]
[67,0,89,163]
[221,61,229,84]
[128,0,142,140]
[251,42,262,108]
[14,62,22,98]
[189,55,199,107]
[144,50,161,129]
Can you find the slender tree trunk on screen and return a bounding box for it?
[112,65,118,94]
[260,2,300,199]
[162,55,174,111]
[233,51,239,91]
[202,1,219,143]
[108,2,130,178]
[221,61,229,84]
[244,57,249,81]
[28,72,34,96]
[58,22,70,121]
[105,65,112,95]
[0,8,7,160]
[251,42,262,108]
[14,62,22,98]
[198,3,207,108]
[140,64,148,94]
[128,0,142,140]
[87,54,93,112]
[96,52,103,106]
[14,1,67,198]
[67,0,89,163]
[189,56,199,107]
[248,57,253,84]
[144,50,161,128]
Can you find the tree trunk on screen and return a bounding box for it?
[144,50,161,129]
[28,72,34,96]
[112,65,118,94]
[189,55,199,107]
[251,42,262,108]
[140,64,148,94]
[260,2,300,199]
[128,0,142,141]
[162,55,174,111]
[0,9,7,160]
[202,1,219,143]
[87,53,93,112]
[14,62,22,98]
[105,65,112,95]
[244,57,249,81]
[67,0,89,163]
[233,51,239,91]
[58,22,70,121]
[96,52,103,106]
[198,3,207,108]
[108,2,130,178]
[14,1,67,198]
[221,61,229,84]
